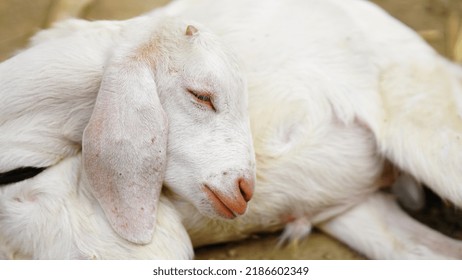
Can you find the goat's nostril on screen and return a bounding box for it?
[238,178,254,202]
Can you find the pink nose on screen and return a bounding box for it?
[203,177,255,219]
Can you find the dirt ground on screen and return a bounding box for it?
[1,0,461,260]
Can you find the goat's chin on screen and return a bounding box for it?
[193,198,247,221]
[197,207,239,220]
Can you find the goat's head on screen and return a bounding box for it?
[82,17,255,244]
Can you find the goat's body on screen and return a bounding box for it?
[0,155,193,259]
[2,0,462,259]
[165,0,462,258]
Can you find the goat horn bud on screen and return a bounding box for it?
[185,25,199,36]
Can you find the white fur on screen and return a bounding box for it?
[2,0,462,259]
[319,192,462,259]
[0,155,192,259]
[0,14,254,258]
[166,0,462,259]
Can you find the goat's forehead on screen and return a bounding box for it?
[183,46,244,89]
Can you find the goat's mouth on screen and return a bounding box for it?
[202,184,247,219]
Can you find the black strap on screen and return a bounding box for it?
[0,167,47,186]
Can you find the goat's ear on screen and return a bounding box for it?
[82,60,167,245]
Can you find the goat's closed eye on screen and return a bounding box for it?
[187,89,215,111]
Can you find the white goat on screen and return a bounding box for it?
[2,0,462,259]
[0,14,255,258]
[162,0,462,258]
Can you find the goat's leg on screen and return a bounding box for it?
[318,192,462,259]
[374,60,462,208]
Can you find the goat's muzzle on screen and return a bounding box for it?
[203,177,254,219]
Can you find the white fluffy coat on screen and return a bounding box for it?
[2,0,462,259]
